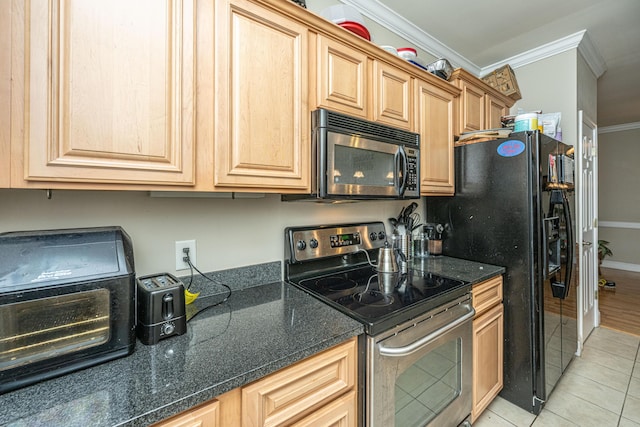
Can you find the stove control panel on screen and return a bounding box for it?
[330,232,361,248]
[286,222,387,262]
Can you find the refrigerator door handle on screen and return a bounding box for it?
[549,190,574,299]
[561,190,574,296]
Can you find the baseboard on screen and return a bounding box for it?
[601,260,640,272]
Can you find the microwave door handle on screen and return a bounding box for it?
[396,148,408,195]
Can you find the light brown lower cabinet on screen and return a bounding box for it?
[153,398,221,427]
[471,276,504,423]
[153,388,241,427]
[154,337,357,427]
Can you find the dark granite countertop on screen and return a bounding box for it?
[0,257,503,427]
[0,280,363,427]
[411,255,505,284]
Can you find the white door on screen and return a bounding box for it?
[576,110,599,355]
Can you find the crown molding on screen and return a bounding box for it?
[337,1,608,80]
[599,122,640,134]
[340,0,480,74]
[480,30,588,76]
[577,31,607,78]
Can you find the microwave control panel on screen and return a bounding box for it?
[404,148,419,194]
[406,153,418,192]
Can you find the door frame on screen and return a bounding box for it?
[576,110,599,356]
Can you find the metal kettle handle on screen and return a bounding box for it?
[378,308,475,357]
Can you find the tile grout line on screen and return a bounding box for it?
[617,339,640,426]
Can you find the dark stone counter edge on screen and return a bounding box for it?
[410,255,506,285]
[126,328,362,427]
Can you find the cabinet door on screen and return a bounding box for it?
[0,0,10,188]
[472,303,504,423]
[372,60,412,130]
[416,79,455,195]
[292,391,357,427]
[242,337,356,427]
[456,79,485,135]
[472,275,503,317]
[486,95,508,130]
[214,0,310,192]
[22,0,196,186]
[316,35,368,118]
[154,399,220,427]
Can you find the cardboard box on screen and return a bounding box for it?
[482,65,521,101]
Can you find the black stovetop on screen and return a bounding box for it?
[290,265,471,335]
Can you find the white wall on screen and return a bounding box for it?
[512,50,578,146]
[577,53,597,122]
[598,128,640,267]
[0,189,421,277]
[305,0,438,62]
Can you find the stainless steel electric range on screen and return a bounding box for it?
[284,222,474,427]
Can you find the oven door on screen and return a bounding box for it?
[323,131,407,198]
[366,296,474,427]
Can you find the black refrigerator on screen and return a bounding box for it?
[426,130,576,415]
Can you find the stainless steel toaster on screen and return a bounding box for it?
[136,273,186,345]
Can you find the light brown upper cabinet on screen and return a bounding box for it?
[0,1,10,188]
[314,35,412,130]
[450,68,513,137]
[372,61,413,130]
[315,35,368,119]
[213,0,310,193]
[486,94,509,130]
[415,79,457,195]
[12,0,196,187]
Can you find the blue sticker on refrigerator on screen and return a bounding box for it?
[497,140,526,157]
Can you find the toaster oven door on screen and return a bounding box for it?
[0,289,111,373]
[0,278,135,394]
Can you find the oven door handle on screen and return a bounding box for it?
[378,308,475,357]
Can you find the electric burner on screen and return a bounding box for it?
[316,275,358,292]
[354,290,395,307]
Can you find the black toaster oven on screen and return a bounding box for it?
[0,226,136,394]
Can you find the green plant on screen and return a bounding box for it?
[598,240,613,260]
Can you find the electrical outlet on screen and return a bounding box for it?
[175,240,196,271]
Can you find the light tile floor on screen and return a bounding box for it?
[474,327,640,426]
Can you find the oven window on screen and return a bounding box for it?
[334,145,395,187]
[0,289,111,372]
[395,338,462,426]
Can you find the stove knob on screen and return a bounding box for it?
[369,232,377,241]
[309,238,318,249]
[296,240,307,250]
[378,231,386,240]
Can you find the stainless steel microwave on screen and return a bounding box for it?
[283,109,420,201]
[0,226,136,394]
